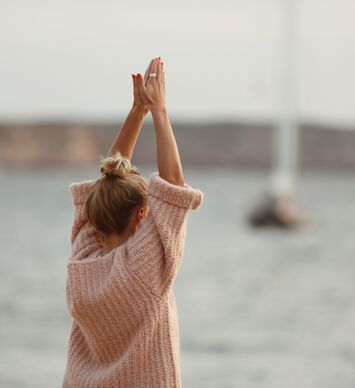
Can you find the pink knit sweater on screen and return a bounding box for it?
[62,171,203,388]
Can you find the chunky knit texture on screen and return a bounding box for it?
[62,171,204,388]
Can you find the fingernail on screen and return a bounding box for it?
[131,74,135,78]
[137,73,142,78]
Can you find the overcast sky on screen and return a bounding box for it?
[0,0,354,126]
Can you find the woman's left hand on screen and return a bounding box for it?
[132,58,155,114]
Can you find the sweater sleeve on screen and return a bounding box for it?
[125,172,204,296]
[69,179,101,260]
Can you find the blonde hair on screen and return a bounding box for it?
[85,151,148,236]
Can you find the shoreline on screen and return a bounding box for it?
[1,121,354,171]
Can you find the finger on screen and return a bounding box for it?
[147,58,159,83]
[156,59,162,82]
[161,61,165,83]
[132,73,137,87]
[132,74,140,97]
[160,62,165,83]
[143,59,154,86]
[137,74,150,104]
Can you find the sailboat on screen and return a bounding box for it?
[248,0,305,228]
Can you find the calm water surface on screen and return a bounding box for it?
[1,167,355,388]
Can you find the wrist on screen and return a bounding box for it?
[131,104,149,116]
[150,105,168,116]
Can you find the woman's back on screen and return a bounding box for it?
[62,172,203,387]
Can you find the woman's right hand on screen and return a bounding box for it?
[137,57,166,112]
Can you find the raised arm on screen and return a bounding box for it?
[68,61,154,259]
[137,57,185,186]
[125,58,203,295]
[108,59,155,159]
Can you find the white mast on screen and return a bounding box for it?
[272,0,299,197]
[248,0,304,228]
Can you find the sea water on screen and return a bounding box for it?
[1,166,355,388]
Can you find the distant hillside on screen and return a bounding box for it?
[0,121,354,171]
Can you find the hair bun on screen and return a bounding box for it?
[100,152,131,178]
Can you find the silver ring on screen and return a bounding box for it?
[149,73,157,77]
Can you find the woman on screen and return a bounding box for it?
[62,57,204,388]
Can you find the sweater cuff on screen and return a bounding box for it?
[148,172,204,210]
[69,179,97,205]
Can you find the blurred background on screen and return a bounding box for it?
[1,0,355,387]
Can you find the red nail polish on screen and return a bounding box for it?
[137,73,142,78]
